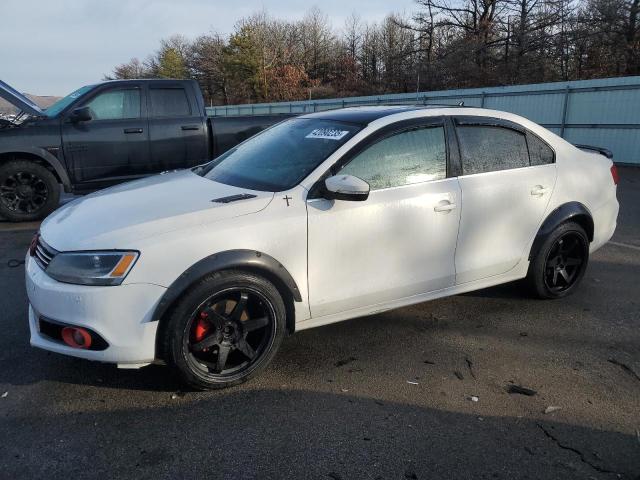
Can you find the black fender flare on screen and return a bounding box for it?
[529,202,594,260]
[152,249,302,325]
[0,146,72,190]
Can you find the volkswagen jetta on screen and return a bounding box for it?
[25,106,619,389]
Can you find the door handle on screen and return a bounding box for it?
[530,185,549,196]
[434,200,457,212]
[181,125,200,131]
[124,128,143,134]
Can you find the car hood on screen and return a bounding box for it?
[40,170,274,250]
[0,79,45,116]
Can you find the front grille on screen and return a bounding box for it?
[32,236,57,270]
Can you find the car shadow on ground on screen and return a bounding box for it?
[2,387,638,479]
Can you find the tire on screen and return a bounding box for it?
[163,270,287,390]
[0,160,60,222]
[527,221,590,299]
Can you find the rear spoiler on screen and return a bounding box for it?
[574,144,613,159]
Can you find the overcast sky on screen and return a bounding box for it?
[0,0,417,97]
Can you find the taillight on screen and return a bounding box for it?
[610,165,619,185]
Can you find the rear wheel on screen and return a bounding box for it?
[163,270,286,390]
[528,222,589,299]
[0,160,60,222]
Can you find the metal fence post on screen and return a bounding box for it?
[560,86,570,138]
[480,92,486,108]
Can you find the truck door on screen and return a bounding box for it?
[61,84,150,186]
[147,83,208,171]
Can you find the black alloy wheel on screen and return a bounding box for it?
[164,271,286,390]
[0,160,60,222]
[543,232,587,293]
[528,221,589,299]
[184,288,276,377]
[0,171,49,214]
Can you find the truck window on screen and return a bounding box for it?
[84,89,141,120]
[149,88,191,117]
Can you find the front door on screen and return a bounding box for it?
[307,122,461,318]
[61,85,149,186]
[452,118,557,284]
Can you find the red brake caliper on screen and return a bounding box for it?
[194,311,211,342]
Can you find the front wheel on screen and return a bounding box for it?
[0,160,60,222]
[163,270,287,390]
[527,221,590,299]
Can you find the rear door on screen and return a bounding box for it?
[61,84,149,185]
[452,117,557,284]
[147,83,208,172]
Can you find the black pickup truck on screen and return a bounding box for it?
[0,79,289,221]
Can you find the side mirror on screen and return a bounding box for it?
[324,174,370,202]
[69,106,92,123]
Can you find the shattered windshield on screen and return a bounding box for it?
[45,85,94,117]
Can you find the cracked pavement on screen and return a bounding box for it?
[0,168,639,479]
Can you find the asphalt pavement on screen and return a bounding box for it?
[0,168,638,480]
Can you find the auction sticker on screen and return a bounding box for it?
[305,128,350,140]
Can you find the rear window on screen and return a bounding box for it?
[527,133,555,166]
[457,125,529,175]
[149,88,191,117]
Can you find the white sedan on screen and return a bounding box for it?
[25,106,619,389]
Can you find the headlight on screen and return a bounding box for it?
[46,251,139,286]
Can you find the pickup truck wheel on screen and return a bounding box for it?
[528,222,589,299]
[163,270,286,390]
[0,160,60,222]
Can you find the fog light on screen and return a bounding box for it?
[61,327,92,349]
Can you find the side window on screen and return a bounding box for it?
[457,125,529,175]
[340,126,447,190]
[527,133,555,166]
[84,89,140,120]
[149,88,191,117]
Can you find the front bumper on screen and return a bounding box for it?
[25,254,167,365]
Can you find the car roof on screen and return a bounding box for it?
[95,79,197,88]
[298,105,462,125]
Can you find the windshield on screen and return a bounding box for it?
[200,118,361,191]
[45,85,94,117]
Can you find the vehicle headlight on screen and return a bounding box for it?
[46,251,139,286]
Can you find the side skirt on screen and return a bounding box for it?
[295,261,530,332]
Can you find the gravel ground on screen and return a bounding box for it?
[0,168,638,480]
